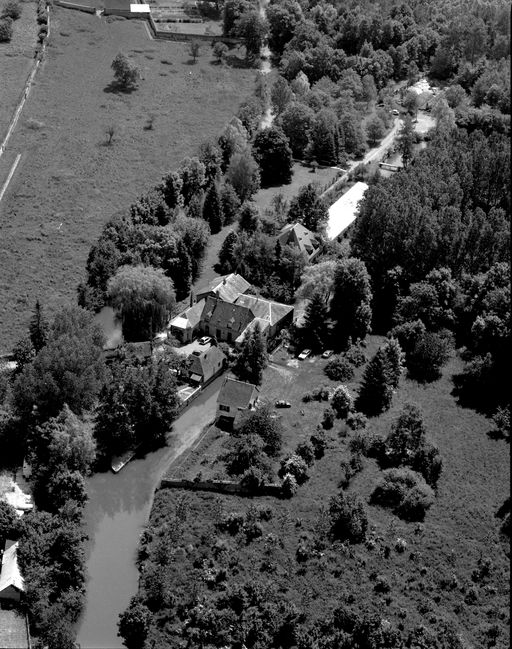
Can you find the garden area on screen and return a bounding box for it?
[0,5,255,352]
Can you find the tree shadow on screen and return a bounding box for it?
[103,81,138,95]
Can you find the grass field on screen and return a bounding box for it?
[0,7,255,353]
[0,0,38,138]
[142,340,510,647]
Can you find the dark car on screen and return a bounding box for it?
[275,400,292,408]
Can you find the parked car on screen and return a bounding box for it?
[322,349,334,359]
[198,336,211,345]
[391,109,399,115]
[275,400,292,408]
[298,349,311,360]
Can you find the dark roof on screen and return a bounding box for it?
[104,0,131,8]
[201,297,254,334]
[187,345,226,382]
[278,223,319,258]
[0,610,29,649]
[195,273,251,303]
[218,377,259,409]
[171,299,205,330]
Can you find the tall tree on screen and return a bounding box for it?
[355,346,394,416]
[29,300,49,353]
[107,265,176,342]
[271,76,294,116]
[287,183,328,232]
[302,290,329,351]
[226,149,261,202]
[279,102,315,157]
[330,258,373,346]
[202,183,223,234]
[232,322,268,385]
[252,126,293,186]
[396,114,415,167]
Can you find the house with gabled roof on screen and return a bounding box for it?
[277,223,320,261]
[195,273,251,304]
[0,541,24,603]
[169,299,206,343]
[216,377,260,428]
[186,345,226,387]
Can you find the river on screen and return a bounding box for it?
[77,375,224,648]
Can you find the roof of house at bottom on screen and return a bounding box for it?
[327,181,369,240]
[218,377,260,409]
[277,223,320,258]
[187,345,226,382]
[0,609,29,649]
[195,273,252,303]
[234,294,293,327]
[0,541,24,595]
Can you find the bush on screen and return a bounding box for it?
[310,428,327,459]
[324,356,354,381]
[295,441,315,467]
[281,473,298,498]
[331,385,353,419]
[278,454,308,485]
[344,343,367,367]
[240,467,265,492]
[371,468,434,521]
[2,1,20,19]
[492,406,510,440]
[347,411,368,431]
[322,407,335,430]
[312,385,331,401]
[218,512,245,535]
[329,492,368,543]
[0,16,13,41]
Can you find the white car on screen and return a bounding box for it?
[298,349,312,360]
[198,336,211,345]
[322,349,334,359]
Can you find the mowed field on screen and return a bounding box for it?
[0,0,38,137]
[0,7,255,352]
[152,343,510,646]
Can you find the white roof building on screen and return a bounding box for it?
[0,541,25,602]
[326,181,369,240]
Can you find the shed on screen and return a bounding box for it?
[326,181,369,240]
[0,541,24,602]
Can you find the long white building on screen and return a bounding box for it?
[326,181,369,240]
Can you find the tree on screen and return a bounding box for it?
[287,183,328,232]
[217,183,240,226]
[366,115,385,145]
[107,265,175,342]
[302,290,328,351]
[118,597,152,649]
[0,18,13,42]
[238,201,261,234]
[46,470,88,511]
[189,40,200,62]
[306,110,341,165]
[381,337,405,389]
[356,346,394,416]
[396,115,415,167]
[0,502,21,544]
[232,322,268,385]
[295,260,336,302]
[226,149,260,202]
[202,183,223,234]
[361,74,377,109]
[222,434,271,477]
[2,1,21,19]
[267,0,303,54]
[271,76,294,116]
[329,492,368,543]
[403,90,419,118]
[330,258,372,346]
[218,230,239,273]
[213,41,228,62]
[237,97,264,137]
[12,337,35,377]
[331,385,353,419]
[236,403,282,457]
[278,454,308,484]
[218,119,248,170]
[198,141,222,184]
[252,126,293,186]
[279,102,315,157]
[179,157,206,205]
[29,300,49,352]
[105,124,115,146]
[235,11,268,60]
[408,332,451,383]
[111,53,140,89]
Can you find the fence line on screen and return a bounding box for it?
[0,8,51,160]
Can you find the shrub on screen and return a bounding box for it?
[281,473,298,498]
[243,520,263,542]
[492,406,510,440]
[322,407,335,430]
[329,492,368,543]
[371,468,435,521]
[2,1,20,20]
[310,428,327,458]
[279,454,308,485]
[240,467,265,492]
[347,411,368,431]
[331,385,353,419]
[311,385,331,401]
[344,344,367,368]
[324,356,354,381]
[218,512,245,535]
[0,16,12,41]
[295,441,315,467]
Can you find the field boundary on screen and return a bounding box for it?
[53,0,95,13]
[0,8,51,160]
[147,14,241,43]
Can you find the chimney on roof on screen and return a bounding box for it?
[223,277,227,284]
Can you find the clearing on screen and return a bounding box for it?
[0,7,255,353]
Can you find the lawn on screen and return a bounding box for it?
[253,161,340,215]
[0,0,38,138]
[0,7,255,353]
[141,338,510,647]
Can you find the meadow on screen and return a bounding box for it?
[0,7,255,352]
[147,341,510,647]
